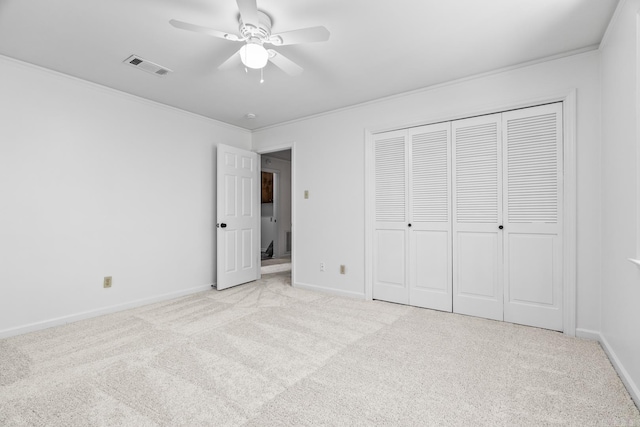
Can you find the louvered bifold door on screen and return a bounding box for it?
[452,114,503,321]
[502,103,563,331]
[408,123,452,312]
[373,130,409,304]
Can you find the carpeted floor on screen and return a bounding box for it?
[261,256,291,267]
[1,271,638,426]
[261,256,292,274]
[261,263,292,274]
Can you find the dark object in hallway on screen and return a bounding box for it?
[261,241,273,259]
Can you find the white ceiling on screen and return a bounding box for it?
[0,0,618,130]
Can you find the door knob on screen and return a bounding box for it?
[498,225,503,230]
[408,223,412,227]
[217,223,227,228]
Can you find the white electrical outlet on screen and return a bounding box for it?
[320,262,325,272]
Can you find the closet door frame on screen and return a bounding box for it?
[364,90,577,336]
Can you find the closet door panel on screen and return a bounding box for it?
[503,103,563,331]
[452,114,503,321]
[374,229,407,303]
[457,232,500,298]
[508,234,554,304]
[410,229,450,310]
[373,130,409,304]
[413,231,448,291]
[409,123,452,311]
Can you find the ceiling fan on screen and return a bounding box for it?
[170,0,330,77]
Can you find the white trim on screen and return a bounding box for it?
[293,281,366,300]
[363,90,577,336]
[578,329,640,409]
[364,129,375,300]
[291,142,297,286]
[600,0,630,50]
[627,258,640,267]
[600,333,640,409]
[253,48,598,133]
[0,284,213,339]
[636,11,640,259]
[562,90,578,337]
[0,53,251,135]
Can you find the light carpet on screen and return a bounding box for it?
[1,271,638,426]
[261,256,291,267]
[261,263,292,274]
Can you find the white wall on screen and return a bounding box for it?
[260,155,292,257]
[253,51,602,329]
[600,0,640,404]
[0,55,251,336]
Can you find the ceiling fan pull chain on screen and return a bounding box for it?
[260,67,264,84]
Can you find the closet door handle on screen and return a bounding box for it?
[498,225,503,230]
[408,223,412,227]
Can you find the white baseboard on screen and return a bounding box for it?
[293,281,366,300]
[576,329,640,408]
[600,333,640,409]
[0,284,213,339]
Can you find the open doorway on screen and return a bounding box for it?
[260,149,292,275]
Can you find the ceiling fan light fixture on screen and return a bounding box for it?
[239,42,269,69]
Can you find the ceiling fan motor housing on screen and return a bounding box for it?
[239,11,275,44]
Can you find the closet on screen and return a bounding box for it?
[372,103,563,331]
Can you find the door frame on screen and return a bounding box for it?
[364,89,577,336]
[256,143,295,283]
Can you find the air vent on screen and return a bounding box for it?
[124,55,172,77]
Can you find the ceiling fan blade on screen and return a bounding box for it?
[218,47,243,70]
[169,19,241,41]
[236,0,260,27]
[269,26,330,46]
[267,50,303,76]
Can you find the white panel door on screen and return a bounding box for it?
[502,103,563,331]
[373,130,409,304]
[452,114,503,321]
[408,123,452,312]
[217,144,260,290]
